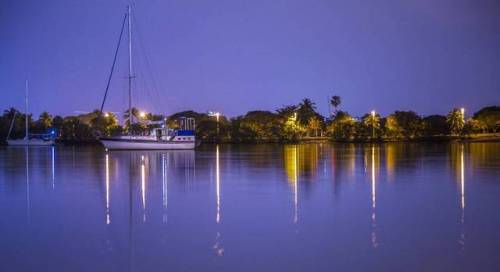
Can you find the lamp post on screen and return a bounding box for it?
[215,112,220,136]
[460,107,465,134]
[371,110,376,140]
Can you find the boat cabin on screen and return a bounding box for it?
[149,117,195,142]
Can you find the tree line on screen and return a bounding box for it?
[1,97,499,144]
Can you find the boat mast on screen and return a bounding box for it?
[127,5,133,128]
[25,80,29,140]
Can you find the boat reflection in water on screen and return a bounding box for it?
[101,149,196,226]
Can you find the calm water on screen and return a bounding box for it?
[1,143,499,271]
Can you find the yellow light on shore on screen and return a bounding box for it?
[371,110,376,117]
[104,112,110,118]
[460,107,465,116]
[139,111,146,118]
[215,112,220,122]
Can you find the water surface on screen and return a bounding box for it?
[1,143,499,271]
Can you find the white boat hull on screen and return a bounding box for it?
[7,139,54,146]
[100,138,195,150]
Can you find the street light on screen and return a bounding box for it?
[139,111,146,118]
[104,112,110,118]
[208,111,221,136]
[215,112,220,136]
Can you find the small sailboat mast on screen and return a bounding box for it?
[6,80,54,146]
[25,80,29,140]
[127,5,134,127]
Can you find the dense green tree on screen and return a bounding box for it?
[473,106,500,133]
[60,117,94,141]
[52,116,64,135]
[197,118,230,143]
[90,111,119,137]
[423,115,449,136]
[3,110,33,140]
[32,111,53,133]
[385,111,423,139]
[38,112,52,128]
[1,108,21,140]
[308,116,321,137]
[230,111,283,142]
[328,111,357,140]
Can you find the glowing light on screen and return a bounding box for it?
[460,107,465,116]
[460,145,465,209]
[284,145,300,223]
[105,154,110,225]
[141,155,146,222]
[25,147,30,221]
[104,112,110,118]
[371,110,376,117]
[213,146,224,256]
[216,145,221,224]
[371,146,376,209]
[51,146,55,189]
[162,154,168,223]
[459,144,465,250]
[139,111,146,118]
[371,145,378,248]
[293,145,298,224]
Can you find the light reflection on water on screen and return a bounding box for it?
[0,143,500,271]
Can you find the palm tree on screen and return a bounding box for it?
[276,105,298,118]
[362,112,380,139]
[297,98,317,126]
[330,96,341,116]
[299,98,316,110]
[447,108,465,135]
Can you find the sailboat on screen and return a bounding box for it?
[99,6,196,150]
[7,80,55,146]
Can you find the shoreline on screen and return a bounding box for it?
[1,134,499,147]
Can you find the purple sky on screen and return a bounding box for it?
[1,0,499,118]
